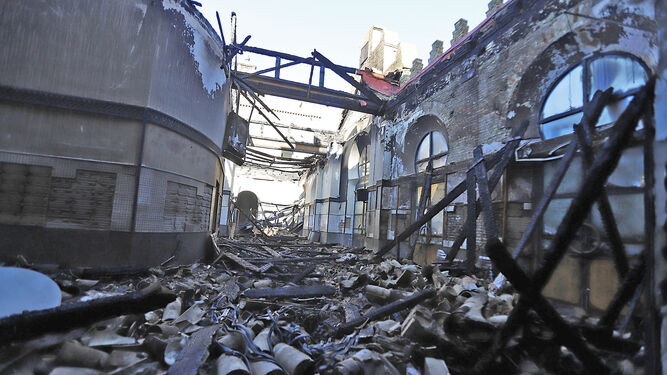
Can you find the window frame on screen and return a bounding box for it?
[538,52,649,139]
[415,131,448,173]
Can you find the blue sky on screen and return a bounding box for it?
[198,0,492,88]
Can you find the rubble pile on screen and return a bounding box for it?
[0,237,643,375]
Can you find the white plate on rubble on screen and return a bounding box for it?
[0,267,61,318]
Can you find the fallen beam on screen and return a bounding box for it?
[217,251,262,273]
[242,285,336,299]
[243,255,340,263]
[0,282,175,344]
[289,264,317,284]
[167,325,219,375]
[335,289,434,337]
[69,265,152,280]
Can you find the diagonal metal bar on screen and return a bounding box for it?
[374,120,529,259]
[237,59,306,79]
[231,73,281,120]
[238,89,295,150]
[236,45,357,74]
[230,199,270,239]
[312,49,382,105]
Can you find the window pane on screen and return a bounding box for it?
[596,95,634,127]
[431,131,448,154]
[589,56,647,98]
[433,155,447,169]
[541,111,584,139]
[607,146,644,188]
[543,65,583,118]
[417,160,429,173]
[544,155,582,194]
[417,135,430,161]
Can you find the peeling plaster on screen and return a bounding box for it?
[380,108,426,152]
[162,0,226,97]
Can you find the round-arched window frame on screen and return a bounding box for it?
[539,53,649,139]
[358,146,370,187]
[415,131,448,173]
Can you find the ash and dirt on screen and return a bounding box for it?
[0,236,643,375]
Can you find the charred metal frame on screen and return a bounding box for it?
[474,81,655,374]
[231,45,385,115]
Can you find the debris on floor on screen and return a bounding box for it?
[0,236,645,375]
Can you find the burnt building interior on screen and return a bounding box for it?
[0,0,666,374]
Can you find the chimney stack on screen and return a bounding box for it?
[486,0,503,17]
[450,18,469,46]
[410,58,424,77]
[428,40,444,64]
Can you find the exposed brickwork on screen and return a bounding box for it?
[47,169,116,230]
[164,181,212,232]
[0,162,51,226]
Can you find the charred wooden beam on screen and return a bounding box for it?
[574,129,629,276]
[215,251,262,273]
[511,89,613,260]
[473,146,498,240]
[598,255,646,329]
[446,120,529,261]
[289,264,317,284]
[243,255,340,263]
[465,168,477,274]
[238,45,357,74]
[484,239,610,374]
[0,282,175,344]
[483,81,653,371]
[69,265,152,279]
[242,285,336,299]
[335,289,434,337]
[240,74,382,115]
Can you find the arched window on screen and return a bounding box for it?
[358,146,370,187]
[416,131,448,172]
[540,53,648,139]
